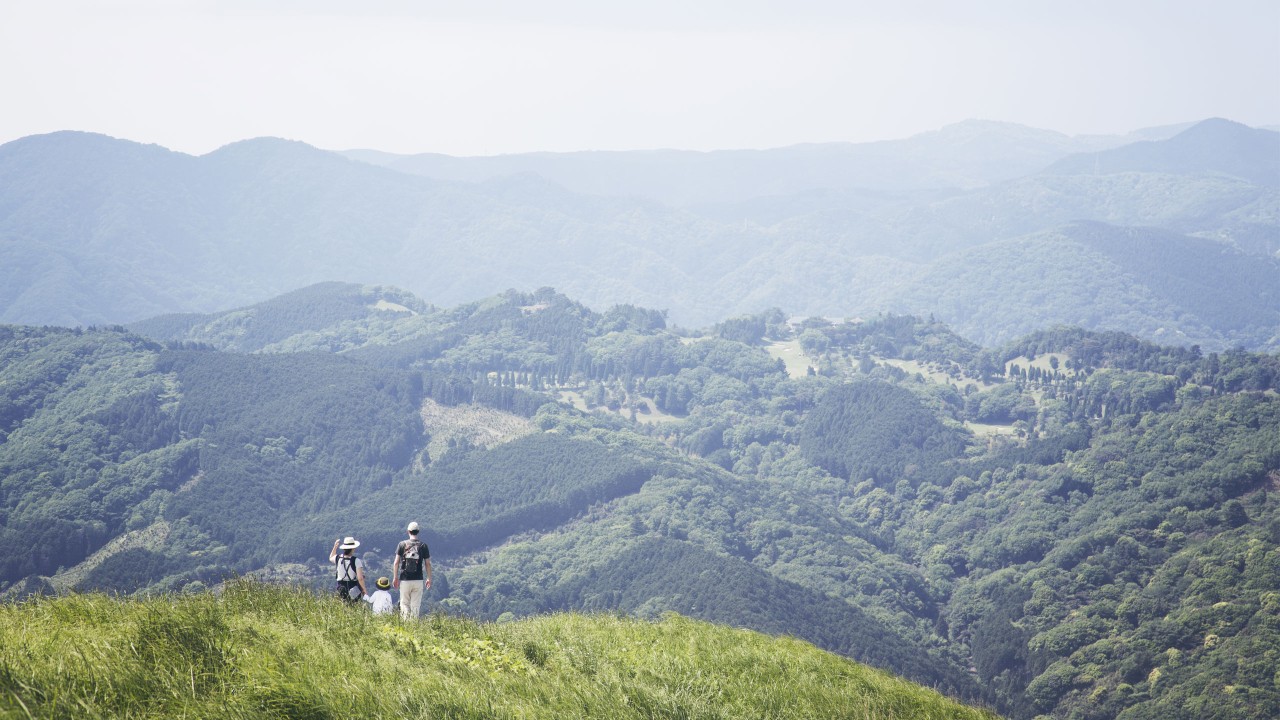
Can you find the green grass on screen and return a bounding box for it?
[964,421,1019,438]
[1003,353,1072,376]
[765,340,811,379]
[874,358,995,391]
[0,581,999,719]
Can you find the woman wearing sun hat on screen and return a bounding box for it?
[329,536,367,603]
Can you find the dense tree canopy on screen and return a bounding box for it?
[3,288,1279,719]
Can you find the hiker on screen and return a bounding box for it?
[364,577,395,615]
[392,521,432,620]
[330,536,367,603]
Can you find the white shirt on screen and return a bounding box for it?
[335,555,363,581]
[364,589,394,614]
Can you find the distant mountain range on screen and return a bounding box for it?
[343,119,1198,205]
[1042,118,1280,186]
[0,118,1276,349]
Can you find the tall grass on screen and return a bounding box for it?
[0,581,999,719]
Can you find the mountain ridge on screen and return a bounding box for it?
[1042,118,1280,186]
[344,118,1157,205]
[0,118,1276,350]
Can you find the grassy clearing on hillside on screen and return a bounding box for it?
[557,390,681,425]
[964,421,1019,438]
[765,340,812,379]
[763,340,995,391]
[0,582,998,720]
[419,399,535,464]
[875,358,995,391]
[1003,353,1071,376]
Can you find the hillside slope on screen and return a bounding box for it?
[0,582,998,720]
[1043,118,1280,186]
[6,287,1280,718]
[882,223,1280,348]
[0,312,984,698]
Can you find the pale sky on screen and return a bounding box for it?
[2,0,1277,156]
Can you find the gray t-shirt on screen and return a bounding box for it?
[396,539,430,580]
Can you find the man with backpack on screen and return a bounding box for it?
[329,536,367,604]
[392,521,432,620]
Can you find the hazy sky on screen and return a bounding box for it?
[2,1,1277,156]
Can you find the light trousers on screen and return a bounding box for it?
[400,580,425,620]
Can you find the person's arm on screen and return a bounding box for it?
[424,557,433,590]
[357,560,367,595]
[392,544,401,589]
[329,539,340,564]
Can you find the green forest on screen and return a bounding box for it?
[3,283,1279,719]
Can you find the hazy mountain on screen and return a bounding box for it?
[881,223,1280,348]
[0,132,729,326]
[714,120,1279,263]
[0,131,441,325]
[1043,118,1280,186]
[344,119,1144,206]
[1,120,1276,349]
[129,281,432,353]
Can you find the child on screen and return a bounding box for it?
[364,576,395,615]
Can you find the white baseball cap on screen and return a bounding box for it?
[407,521,420,533]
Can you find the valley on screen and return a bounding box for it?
[2,285,1277,718]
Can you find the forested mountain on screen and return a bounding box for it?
[130,281,433,353]
[2,119,1276,349]
[5,283,1280,718]
[882,223,1280,348]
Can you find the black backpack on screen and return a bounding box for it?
[401,540,423,575]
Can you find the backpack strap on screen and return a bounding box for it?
[337,554,358,581]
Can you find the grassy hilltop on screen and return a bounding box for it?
[0,582,996,720]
